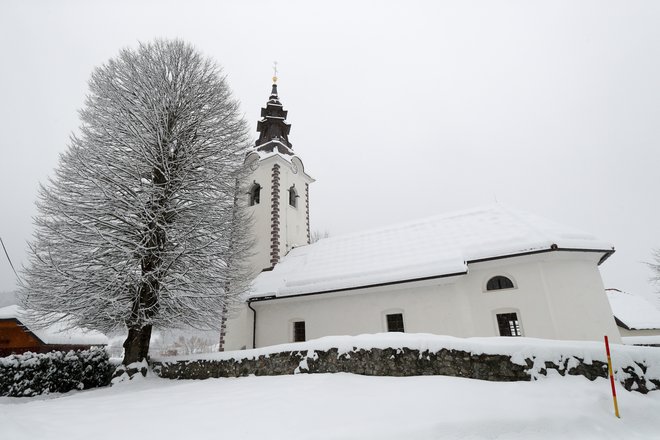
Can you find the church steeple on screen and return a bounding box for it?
[243,75,314,274]
[255,80,294,155]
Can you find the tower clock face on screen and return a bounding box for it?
[291,157,303,174]
[249,158,259,171]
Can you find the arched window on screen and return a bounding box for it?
[249,183,261,206]
[486,276,514,291]
[288,185,298,207]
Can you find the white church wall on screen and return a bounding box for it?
[244,157,274,273]
[249,277,467,348]
[279,164,310,254]
[540,255,621,342]
[243,154,312,273]
[226,251,620,349]
[460,252,621,343]
[459,257,552,338]
[223,303,254,351]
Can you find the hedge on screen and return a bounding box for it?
[0,347,113,397]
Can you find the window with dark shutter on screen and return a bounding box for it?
[293,321,306,342]
[386,313,405,332]
[249,183,261,206]
[288,185,298,207]
[496,313,522,336]
[487,276,514,291]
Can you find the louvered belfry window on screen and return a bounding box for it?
[249,183,261,206]
[288,185,297,207]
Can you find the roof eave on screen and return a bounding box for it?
[248,245,614,303]
[468,245,615,266]
[248,269,469,303]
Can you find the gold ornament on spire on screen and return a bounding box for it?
[272,61,278,83]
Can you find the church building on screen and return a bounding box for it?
[223,80,621,350]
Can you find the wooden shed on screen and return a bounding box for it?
[0,305,108,357]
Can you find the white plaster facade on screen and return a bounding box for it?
[224,250,621,350]
[243,152,314,273]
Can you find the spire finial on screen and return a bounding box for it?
[272,61,278,83]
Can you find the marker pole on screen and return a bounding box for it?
[604,335,620,418]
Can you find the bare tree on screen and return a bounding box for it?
[167,335,216,356]
[20,40,253,377]
[310,230,330,243]
[649,249,660,306]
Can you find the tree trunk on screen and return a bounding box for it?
[116,324,152,379]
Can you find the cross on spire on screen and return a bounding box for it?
[272,61,278,83]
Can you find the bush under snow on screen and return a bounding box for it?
[0,347,113,397]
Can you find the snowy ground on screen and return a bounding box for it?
[2,372,659,439]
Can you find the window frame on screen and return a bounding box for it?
[288,184,298,208]
[493,309,523,337]
[484,274,516,292]
[248,182,261,206]
[292,320,306,342]
[385,312,405,333]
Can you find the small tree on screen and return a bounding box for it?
[310,230,330,243]
[20,40,253,376]
[649,249,660,303]
[169,335,216,356]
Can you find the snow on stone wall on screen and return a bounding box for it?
[152,334,660,394]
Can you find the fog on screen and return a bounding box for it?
[1,0,658,302]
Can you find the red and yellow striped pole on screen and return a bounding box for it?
[604,335,620,418]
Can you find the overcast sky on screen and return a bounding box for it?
[1,0,659,302]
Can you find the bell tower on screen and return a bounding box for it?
[243,78,314,274]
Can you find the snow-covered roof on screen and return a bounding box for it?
[254,149,292,162]
[621,335,660,346]
[246,147,294,168]
[251,205,613,299]
[0,305,108,346]
[606,290,660,330]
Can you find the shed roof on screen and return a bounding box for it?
[250,204,613,299]
[0,305,108,346]
[606,290,660,330]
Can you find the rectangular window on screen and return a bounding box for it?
[496,313,522,336]
[293,321,306,342]
[386,313,405,332]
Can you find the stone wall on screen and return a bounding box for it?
[151,346,660,394]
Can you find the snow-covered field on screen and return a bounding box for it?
[2,372,659,439]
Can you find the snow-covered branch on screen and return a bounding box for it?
[20,40,254,370]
